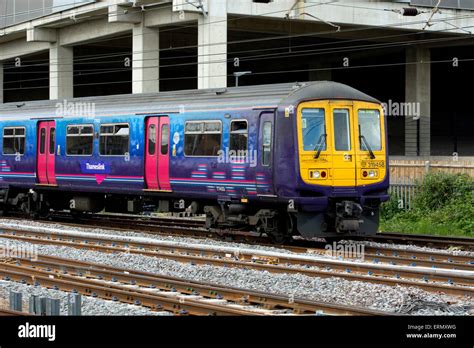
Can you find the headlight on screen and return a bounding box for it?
[309,170,327,180]
[362,169,378,179]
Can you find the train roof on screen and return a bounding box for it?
[0,81,380,120]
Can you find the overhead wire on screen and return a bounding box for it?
[2,0,473,64]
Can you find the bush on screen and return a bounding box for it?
[380,172,474,236]
[413,172,472,211]
[380,193,403,221]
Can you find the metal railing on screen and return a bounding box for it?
[389,177,418,210]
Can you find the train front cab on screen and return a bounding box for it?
[296,99,389,238]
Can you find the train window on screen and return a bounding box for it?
[49,128,56,155]
[148,124,156,155]
[184,121,222,156]
[333,109,351,151]
[99,123,130,156]
[2,127,26,155]
[40,128,46,154]
[262,121,272,166]
[230,120,248,153]
[301,109,326,151]
[67,125,94,156]
[161,124,169,155]
[358,110,382,151]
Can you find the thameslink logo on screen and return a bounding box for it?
[18,323,56,342]
[217,147,258,168]
[86,163,105,171]
[55,99,96,117]
[325,242,365,261]
[80,161,110,175]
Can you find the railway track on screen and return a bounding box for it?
[0,254,386,316]
[0,226,472,298]
[44,213,474,251]
[5,212,474,264]
[277,244,474,271]
[5,214,474,264]
[0,308,30,316]
[366,232,474,250]
[72,215,474,271]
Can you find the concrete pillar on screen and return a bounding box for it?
[0,62,3,103]
[405,47,431,156]
[50,43,73,100]
[132,23,159,94]
[198,0,227,89]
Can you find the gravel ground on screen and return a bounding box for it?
[350,239,474,257]
[0,237,471,316]
[1,218,473,262]
[0,279,170,316]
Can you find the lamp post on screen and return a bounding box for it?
[233,71,252,87]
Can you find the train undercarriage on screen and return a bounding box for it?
[1,187,381,243]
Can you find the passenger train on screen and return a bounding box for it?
[0,82,389,242]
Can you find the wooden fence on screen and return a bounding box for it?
[389,159,474,183]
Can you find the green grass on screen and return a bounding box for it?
[380,172,474,238]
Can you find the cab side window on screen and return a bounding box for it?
[230,120,248,153]
[262,122,272,166]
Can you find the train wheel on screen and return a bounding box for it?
[268,214,293,244]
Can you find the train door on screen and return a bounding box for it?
[37,121,57,185]
[328,102,356,187]
[256,112,275,195]
[145,116,171,191]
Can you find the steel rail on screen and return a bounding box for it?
[4,254,388,316]
[0,264,263,316]
[1,228,472,287]
[0,228,472,297]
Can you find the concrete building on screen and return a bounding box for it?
[0,0,473,158]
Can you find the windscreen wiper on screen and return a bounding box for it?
[314,133,327,159]
[359,134,376,159]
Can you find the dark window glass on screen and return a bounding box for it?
[161,124,169,155]
[148,124,156,155]
[333,109,351,151]
[262,121,272,166]
[4,128,14,136]
[40,128,46,154]
[49,128,55,154]
[99,124,130,156]
[3,127,26,155]
[101,125,114,134]
[66,125,94,156]
[301,108,326,151]
[3,138,15,155]
[68,126,80,135]
[184,121,221,156]
[81,126,94,135]
[230,120,248,153]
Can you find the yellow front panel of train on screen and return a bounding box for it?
[297,100,386,187]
